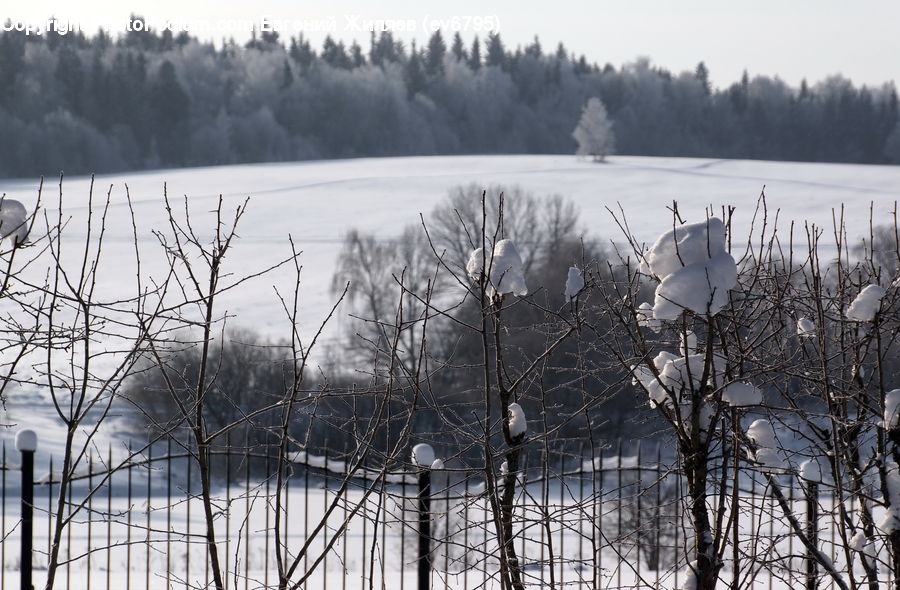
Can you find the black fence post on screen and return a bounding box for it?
[805,480,819,590]
[15,429,37,590]
[412,444,435,590]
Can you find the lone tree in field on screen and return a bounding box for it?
[572,97,615,162]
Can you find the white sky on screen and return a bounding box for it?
[4,0,899,89]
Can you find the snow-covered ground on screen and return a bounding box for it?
[0,153,897,466]
[1,154,896,350]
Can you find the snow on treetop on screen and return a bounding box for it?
[644,217,737,319]
[846,285,886,322]
[466,239,528,297]
[721,382,762,407]
[508,402,527,438]
[0,198,29,245]
[564,266,585,299]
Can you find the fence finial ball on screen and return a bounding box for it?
[15,429,38,452]
[411,443,434,467]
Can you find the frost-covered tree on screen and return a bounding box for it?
[572,97,615,162]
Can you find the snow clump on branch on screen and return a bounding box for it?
[879,460,900,534]
[636,302,661,332]
[508,402,527,439]
[721,382,762,407]
[466,239,528,297]
[746,419,786,471]
[643,217,737,320]
[884,389,900,430]
[0,199,29,246]
[564,266,585,299]
[846,285,886,322]
[798,459,823,483]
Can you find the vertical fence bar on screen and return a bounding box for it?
[322,443,328,590]
[443,471,450,589]
[520,462,527,573]
[540,446,547,586]
[205,447,210,590]
[88,451,93,590]
[417,465,432,590]
[597,446,603,588]
[482,476,488,588]
[265,445,271,589]
[674,453,681,589]
[304,451,310,579]
[360,458,366,589]
[225,432,232,585]
[731,410,739,590]
[341,441,348,590]
[126,442,132,590]
[577,442,584,580]
[380,464,387,585]
[15,430,37,590]
[634,439,644,580]
[558,447,565,584]
[806,481,819,590]
[616,440,623,589]
[66,453,72,590]
[656,443,662,588]
[284,457,289,583]
[107,445,112,590]
[166,438,172,590]
[244,434,251,590]
[146,443,152,590]
[768,482,774,590]
[186,451,191,589]
[400,473,406,590]
[2,441,6,590]
[788,476,795,584]
[462,478,468,590]
[47,456,53,579]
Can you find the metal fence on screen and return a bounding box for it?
[0,435,885,590]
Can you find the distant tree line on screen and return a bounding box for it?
[1,23,899,177]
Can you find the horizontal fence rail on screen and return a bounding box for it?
[0,436,893,589]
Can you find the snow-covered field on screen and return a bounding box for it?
[1,154,897,353]
[0,153,898,472]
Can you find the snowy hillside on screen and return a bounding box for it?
[0,154,898,453]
